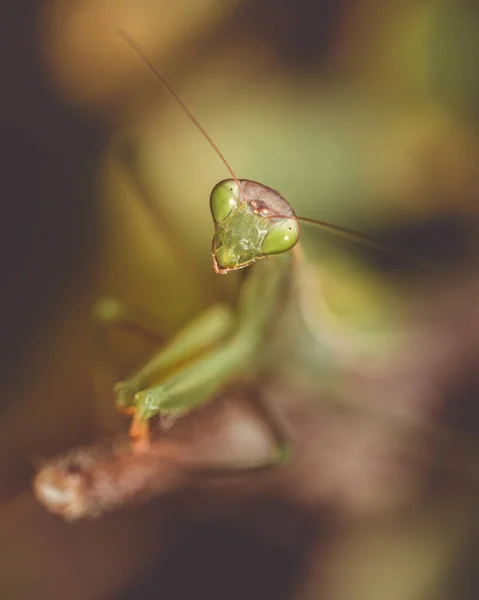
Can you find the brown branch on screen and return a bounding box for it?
[33,438,198,521]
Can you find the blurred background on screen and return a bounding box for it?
[1,0,478,598]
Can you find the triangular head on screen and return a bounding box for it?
[210,179,300,274]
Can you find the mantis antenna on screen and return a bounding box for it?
[117,28,248,206]
[295,216,394,255]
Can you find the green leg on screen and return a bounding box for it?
[251,392,292,468]
[133,331,256,425]
[92,296,168,341]
[126,317,259,451]
[91,296,233,435]
[196,390,293,474]
[91,296,172,434]
[191,392,292,475]
[91,295,168,396]
[113,302,235,414]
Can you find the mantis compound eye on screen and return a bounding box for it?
[210,179,240,223]
[261,218,300,256]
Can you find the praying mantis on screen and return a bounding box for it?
[100,30,400,465]
[31,25,479,523]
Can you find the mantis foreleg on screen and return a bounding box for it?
[113,303,234,413]
[127,256,291,451]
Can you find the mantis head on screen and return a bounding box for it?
[210,179,300,274]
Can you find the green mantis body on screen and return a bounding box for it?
[108,31,391,460]
[111,175,380,460]
[113,177,300,454]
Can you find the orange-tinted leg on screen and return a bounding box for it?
[128,413,151,454]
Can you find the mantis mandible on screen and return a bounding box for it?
[106,30,393,464]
